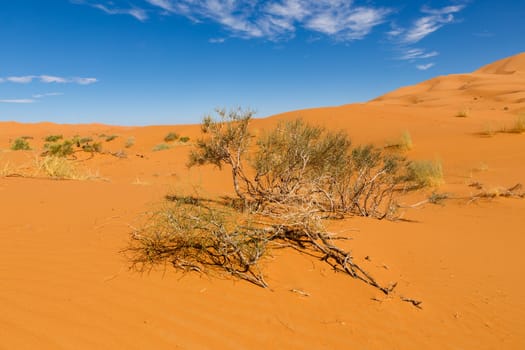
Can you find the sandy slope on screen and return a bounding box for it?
[1,53,525,349]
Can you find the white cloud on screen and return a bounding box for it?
[399,48,439,60]
[32,92,64,98]
[416,63,435,70]
[73,77,98,85]
[6,76,35,83]
[40,75,68,83]
[402,5,464,44]
[0,75,98,85]
[0,99,36,104]
[93,3,148,21]
[209,37,226,44]
[129,0,390,41]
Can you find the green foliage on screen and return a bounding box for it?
[11,138,31,151]
[44,140,75,157]
[82,142,102,153]
[105,135,118,142]
[179,136,190,143]
[44,134,63,142]
[152,143,171,152]
[164,132,179,142]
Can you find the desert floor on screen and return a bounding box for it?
[1,54,525,349]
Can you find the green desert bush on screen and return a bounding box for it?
[105,135,118,142]
[164,132,179,142]
[179,136,190,143]
[11,138,31,151]
[44,140,75,157]
[44,134,63,142]
[189,109,418,219]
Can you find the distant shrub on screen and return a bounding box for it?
[44,134,63,142]
[456,109,469,118]
[125,136,135,148]
[164,132,179,142]
[44,140,75,157]
[11,138,31,151]
[82,142,103,153]
[79,137,93,144]
[105,135,118,142]
[508,115,525,134]
[21,136,34,140]
[152,143,171,152]
[386,130,413,151]
[179,136,190,143]
[407,160,444,188]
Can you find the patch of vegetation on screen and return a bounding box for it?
[44,134,63,142]
[179,136,190,143]
[455,109,469,118]
[406,160,444,188]
[164,132,179,142]
[11,138,31,151]
[385,130,413,151]
[507,115,525,134]
[43,136,103,157]
[125,136,135,148]
[152,143,171,152]
[44,140,75,157]
[105,135,118,142]
[35,156,78,179]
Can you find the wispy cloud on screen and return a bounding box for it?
[93,3,148,21]
[71,0,148,21]
[80,0,391,41]
[399,48,439,60]
[32,92,64,99]
[416,63,435,70]
[402,5,464,44]
[0,99,36,104]
[0,75,98,85]
[209,37,226,44]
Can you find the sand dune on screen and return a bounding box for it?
[1,53,525,349]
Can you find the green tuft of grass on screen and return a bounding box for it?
[152,143,171,152]
[179,136,190,143]
[11,138,31,151]
[44,134,63,142]
[164,132,179,142]
[105,135,118,142]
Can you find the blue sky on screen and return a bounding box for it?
[0,0,524,125]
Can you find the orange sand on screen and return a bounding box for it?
[1,53,524,349]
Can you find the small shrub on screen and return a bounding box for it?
[79,137,93,144]
[509,115,525,134]
[44,134,63,142]
[125,137,135,148]
[44,140,75,157]
[21,135,34,140]
[152,143,171,152]
[36,156,77,178]
[164,132,179,142]
[456,109,469,118]
[179,136,190,143]
[82,142,102,153]
[407,160,444,188]
[11,138,31,151]
[105,135,118,142]
[386,131,413,151]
